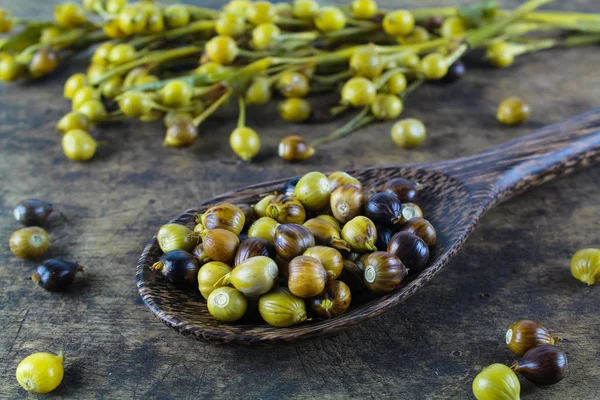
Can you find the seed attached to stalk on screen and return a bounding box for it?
[252,23,281,50]
[206,36,239,65]
[371,94,403,120]
[292,0,320,19]
[486,41,514,68]
[29,49,59,78]
[314,7,346,32]
[341,77,377,107]
[383,10,415,37]
[420,53,448,80]
[230,127,261,161]
[350,47,383,80]
[350,0,378,20]
[248,1,277,25]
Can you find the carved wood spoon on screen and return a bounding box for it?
[136,109,600,344]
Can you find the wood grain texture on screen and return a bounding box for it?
[1,0,600,398]
[136,110,600,344]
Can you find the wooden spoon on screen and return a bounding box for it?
[136,109,600,344]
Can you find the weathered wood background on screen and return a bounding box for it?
[1,1,599,398]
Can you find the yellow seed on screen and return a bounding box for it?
[497,96,530,125]
[62,129,97,161]
[16,351,64,394]
[230,127,261,161]
[570,248,600,285]
[206,36,239,65]
[472,364,520,400]
[63,73,88,99]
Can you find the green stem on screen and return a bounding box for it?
[564,33,600,47]
[445,43,468,66]
[275,17,313,27]
[129,21,215,48]
[279,31,319,41]
[312,70,353,84]
[192,90,232,127]
[466,0,555,48]
[497,10,600,23]
[311,107,371,147]
[407,7,458,20]
[238,48,275,59]
[224,57,274,94]
[273,38,450,66]
[309,83,337,94]
[522,38,557,53]
[322,25,380,39]
[192,86,217,97]
[400,79,424,99]
[237,96,246,129]
[92,2,115,19]
[331,104,349,116]
[374,67,410,90]
[91,46,202,85]
[186,5,221,19]
[345,18,378,28]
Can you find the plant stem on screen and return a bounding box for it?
[497,10,600,23]
[323,25,380,39]
[564,33,600,47]
[275,17,313,27]
[311,106,371,147]
[279,31,319,42]
[330,104,348,116]
[401,79,424,99]
[130,21,215,48]
[407,7,458,20]
[346,18,378,28]
[186,5,221,19]
[91,46,202,85]
[192,89,232,127]
[374,67,410,90]
[445,43,468,66]
[312,70,352,84]
[237,96,246,129]
[466,0,555,47]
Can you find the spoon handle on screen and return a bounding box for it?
[431,108,600,205]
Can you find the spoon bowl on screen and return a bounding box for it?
[136,109,600,344]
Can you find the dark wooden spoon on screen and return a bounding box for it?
[136,109,600,344]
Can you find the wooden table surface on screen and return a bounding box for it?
[1,1,599,398]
